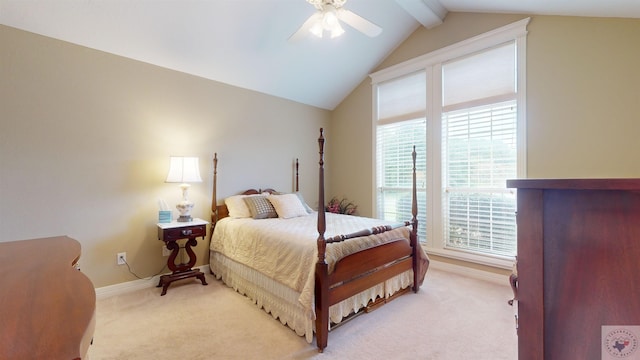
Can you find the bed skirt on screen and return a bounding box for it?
[209,251,414,343]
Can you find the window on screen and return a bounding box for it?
[442,100,517,257]
[376,72,428,241]
[371,19,529,268]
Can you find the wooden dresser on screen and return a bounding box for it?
[507,179,640,360]
[0,236,96,359]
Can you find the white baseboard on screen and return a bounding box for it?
[95,265,210,300]
[429,260,510,285]
[96,262,507,299]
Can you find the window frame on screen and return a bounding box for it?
[370,18,529,269]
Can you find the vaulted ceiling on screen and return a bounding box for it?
[2,0,640,110]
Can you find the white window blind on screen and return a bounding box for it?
[442,101,517,256]
[442,41,516,111]
[376,120,427,242]
[376,72,427,242]
[377,72,427,124]
[371,18,528,267]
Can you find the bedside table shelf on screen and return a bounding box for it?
[157,218,209,295]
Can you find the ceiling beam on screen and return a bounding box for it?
[395,0,448,29]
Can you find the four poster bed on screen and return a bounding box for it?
[209,128,429,352]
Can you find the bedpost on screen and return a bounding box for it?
[210,153,218,238]
[411,146,420,293]
[316,129,327,265]
[295,158,299,192]
[315,128,329,352]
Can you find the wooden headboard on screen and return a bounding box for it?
[209,153,298,228]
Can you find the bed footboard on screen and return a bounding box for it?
[315,225,418,352]
[328,238,413,303]
[314,128,424,352]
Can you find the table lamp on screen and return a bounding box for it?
[165,156,202,222]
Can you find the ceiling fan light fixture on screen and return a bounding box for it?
[329,22,345,38]
[323,6,345,38]
[291,0,381,42]
[307,4,345,39]
[321,6,339,28]
[310,21,324,37]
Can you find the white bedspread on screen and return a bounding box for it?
[210,212,411,315]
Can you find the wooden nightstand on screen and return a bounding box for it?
[157,218,209,295]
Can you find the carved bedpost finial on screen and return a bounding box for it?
[412,146,417,223]
[317,128,327,263]
[411,145,420,292]
[296,158,299,192]
[318,128,325,165]
[211,153,219,228]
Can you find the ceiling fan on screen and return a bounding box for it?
[289,0,383,41]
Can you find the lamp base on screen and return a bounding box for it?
[176,200,194,222]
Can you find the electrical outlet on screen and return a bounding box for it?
[117,252,126,265]
[162,245,171,257]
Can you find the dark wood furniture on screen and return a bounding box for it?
[157,219,209,295]
[210,128,428,352]
[507,179,640,360]
[0,236,96,360]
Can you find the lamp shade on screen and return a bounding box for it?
[165,157,202,183]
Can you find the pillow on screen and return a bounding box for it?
[244,196,278,219]
[295,192,314,213]
[268,193,309,219]
[274,191,315,213]
[224,193,265,218]
[225,195,253,218]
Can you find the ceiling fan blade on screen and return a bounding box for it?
[337,9,382,37]
[288,12,322,42]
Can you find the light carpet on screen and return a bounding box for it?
[88,268,517,359]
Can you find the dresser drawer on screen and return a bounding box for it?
[159,224,206,241]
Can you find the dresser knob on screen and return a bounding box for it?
[181,229,193,236]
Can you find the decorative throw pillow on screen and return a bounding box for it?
[244,196,278,219]
[268,193,309,219]
[224,195,253,218]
